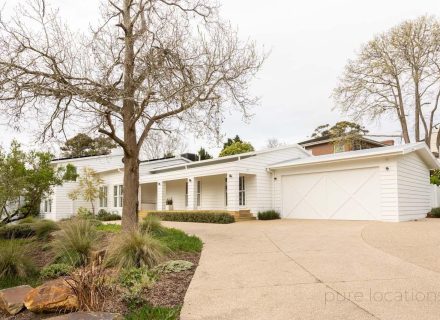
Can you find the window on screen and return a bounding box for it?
[44,199,52,213]
[334,142,345,153]
[224,177,228,206]
[185,181,188,207]
[113,185,123,207]
[99,186,108,207]
[196,180,201,207]
[239,176,246,206]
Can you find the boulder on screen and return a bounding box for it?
[48,312,123,320]
[0,285,33,315]
[24,279,78,313]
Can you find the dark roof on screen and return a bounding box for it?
[299,136,386,147]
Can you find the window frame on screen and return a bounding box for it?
[196,180,201,207]
[99,186,108,208]
[239,176,246,206]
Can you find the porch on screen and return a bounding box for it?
[139,172,257,219]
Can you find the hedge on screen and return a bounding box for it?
[257,210,281,220]
[148,210,235,224]
[0,223,36,239]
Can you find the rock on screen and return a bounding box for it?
[24,279,78,313]
[0,285,33,315]
[48,311,123,320]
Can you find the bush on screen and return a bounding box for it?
[148,210,235,224]
[52,219,100,267]
[18,216,39,224]
[125,305,180,320]
[40,263,73,279]
[97,209,121,221]
[0,240,36,279]
[77,207,93,219]
[257,210,281,220]
[107,230,168,269]
[153,260,193,274]
[140,215,166,236]
[431,207,440,218]
[34,220,60,239]
[155,228,203,252]
[96,224,121,233]
[119,267,155,303]
[0,223,36,239]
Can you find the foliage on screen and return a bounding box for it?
[40,263,73,279]
[107,230,168,269]
[52,219,100,267]
[311,121,369,148]
[197,147,212,160]
[18,216,38,224]
[0,239,36,279]
[69,263,110,312]
[61,133,117,158]
[258,210,281,220]
[69,168,104,215]
[34,219,60,239]
[119,267,155,304]
[431,207,440,218]
[219,141,254,157]
[222,135,243,149]
[96,224,121,233]
[76,207,93,218]
[153,260,194,274]
[0,223,36,239]
[0,141,77,224]
[125,305,180,320]
[149,210,235,224]
[140,215,166,236]
[154,228,203,253]
[97,209,121,221]
[431,170,440,186]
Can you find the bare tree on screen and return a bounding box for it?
[333,16,440,145]
[266,138,285,149]
[141,131,188,159]
[0,0,264,230]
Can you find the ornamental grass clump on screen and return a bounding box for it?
[140,214,166,236]
[0,240,36,279]
[107,230,169,269]
[52,219,99,267]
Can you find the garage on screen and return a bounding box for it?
[270,143,439,222]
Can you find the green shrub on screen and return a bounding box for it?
[140,215,166,236]
[148,210,235,224]
[18,216,39,224]
[77,207,93,219]
[153,260,193,274]
[155,228,202,252]
[119,267,155,302]
[34,220,60,239]
[431,207,440,218]
[97,209,121,221]
[107,230,168,269]
[125,305,180,320]
[0,223,36,239]
[257,210,281,220]
[0,240,36,279]
[40,263,73,279]
[52,219,100,267]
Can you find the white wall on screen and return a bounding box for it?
[199,175,226,210]
[165,179,187,210]
[396,152,431,221]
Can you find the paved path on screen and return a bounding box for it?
[164,219,440,320]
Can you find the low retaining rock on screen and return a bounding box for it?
[0,285,33,315]
[24,279,78,313]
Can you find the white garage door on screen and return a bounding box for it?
[281,166,381,220]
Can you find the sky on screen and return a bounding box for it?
[2,0,440,156]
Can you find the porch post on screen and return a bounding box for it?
[187,177,197,210]
[157,181,166,211]
[226,171,239,213]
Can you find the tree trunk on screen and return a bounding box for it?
[396,83,411,143]
[121,139,139,231]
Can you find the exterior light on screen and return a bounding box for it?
[229,174,232,178]
[386,167,390,171]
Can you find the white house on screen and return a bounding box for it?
[41,142,439,222]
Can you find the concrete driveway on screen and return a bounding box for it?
[164,219,440,320]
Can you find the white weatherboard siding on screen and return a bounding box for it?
[396,153,431,220]
[199,175,226,210]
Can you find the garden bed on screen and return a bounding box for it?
[0,217,203,320]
